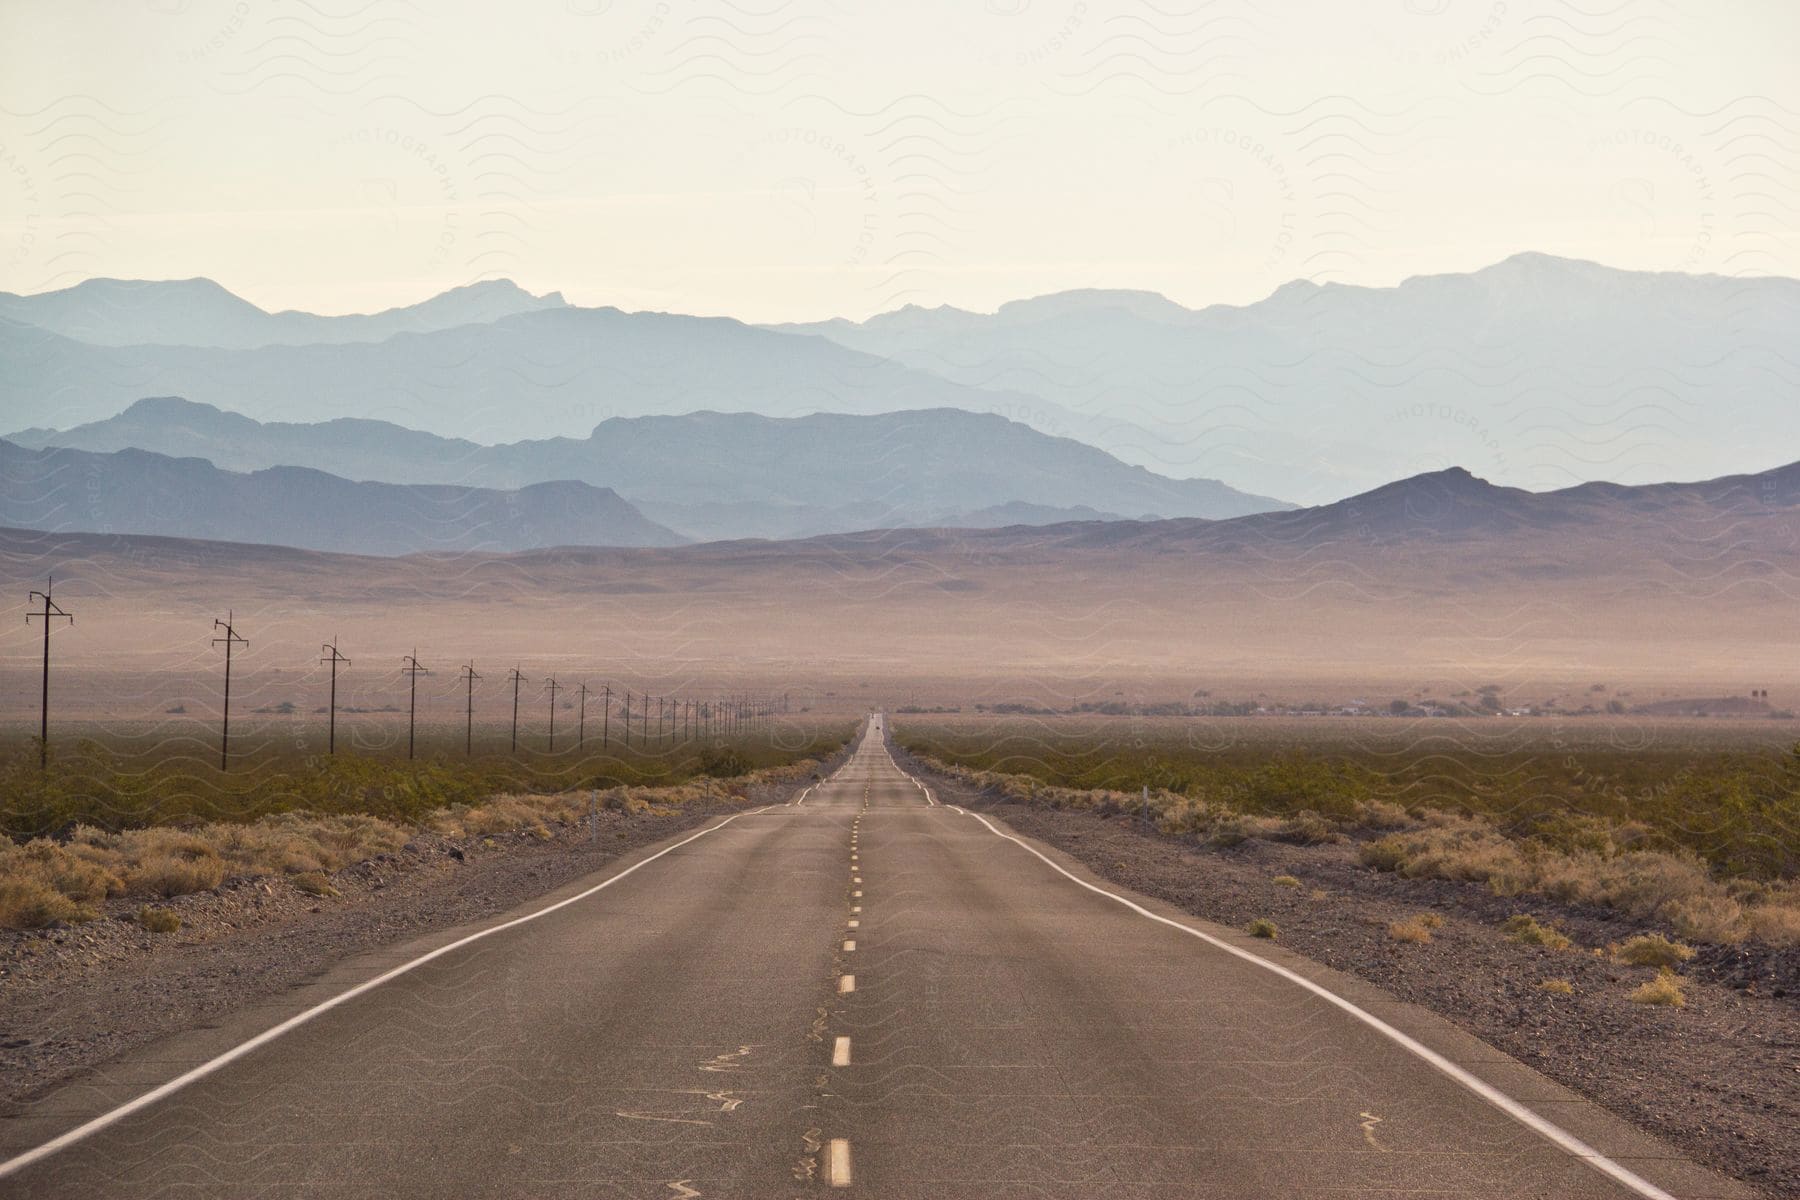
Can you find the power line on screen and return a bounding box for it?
[25,575,72,770]
[212,613,248,772]
[320,638,349,755]
[402,651,431,760]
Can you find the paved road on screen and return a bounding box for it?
[0,717,1746,1198]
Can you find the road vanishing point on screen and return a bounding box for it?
[0,717,1750,1198]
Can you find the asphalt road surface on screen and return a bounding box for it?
[0,717,1748,1198]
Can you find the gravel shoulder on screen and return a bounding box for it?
[894,749,1800,1200]
[0,759,841,1115]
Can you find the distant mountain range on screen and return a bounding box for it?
[8,459,1793,701]
[0,277,566,348]
[0,298,1121,453]
[0,440,683,555]
[3,257,1793,508]
[9,399,1288,541]
[1011,459,1800,557]
[775,254,1800,502]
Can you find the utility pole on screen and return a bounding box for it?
[622,691,632,747]
[509,667,527,753]
[545,675,561,753]
[402,652,430,760]
[577,682,589,749]
[320,638,349,755]
[461,663,480,755]
[212,613,248,772]
[26,576,72,769]
[602,684,611,748]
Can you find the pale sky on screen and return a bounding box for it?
[2,0,1797,322]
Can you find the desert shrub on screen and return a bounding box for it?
[17,839,122,901]
[1246,918,1279,940]
[1388,917,1435,944]
[1537,978,1574,995]
[1271,809,1341,845]
[2,739,843,927]
[1352,799,1413,830]
[1529,814,1658,857]
[1535,850,1715,921]
[1663,893,1748,944]
[1628,970,1686,1007]
[1208,813,1268,848]
[136,906,181,933]
[1272,875,1301,888]
[290,872,339,898]
[1360,837,1409,872]
[131,848,228,899]
[1,726,849,840]
[0,876,94,928]
[1502,914,1572,950]
[456,797,545,837]
[1745,901,1800,945]
[1362,821,1530,889]
[896,726,1800,879]
[1615,934,1694,968]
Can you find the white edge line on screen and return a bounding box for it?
[795,732,869,805]
[952,806,1680,1200]
[870,722,934,807]
[0,805,773,1181]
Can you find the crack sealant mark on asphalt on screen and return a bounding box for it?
[793,1127,822,1182]
[699,1045,753,1072]
[704,1090,742,1113]
[617,1110,715,1126]
[1361,1111,1388,1150]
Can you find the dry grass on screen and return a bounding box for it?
[1363,820,1799,949]
[1272,875,1301,888]
[1388,916,1436,944]
[1628,970,1687,1007]
[0,876,97,928]
[1247,918,1279,940]
[1537,978,1575,995]
[1615,934,1695,968]
[1502,914,1574,951]
[923,748,1800,949]
[1746,902,1800,945]
[136,906,180,933]
[289,872,340,898]
[0,757,830,929]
